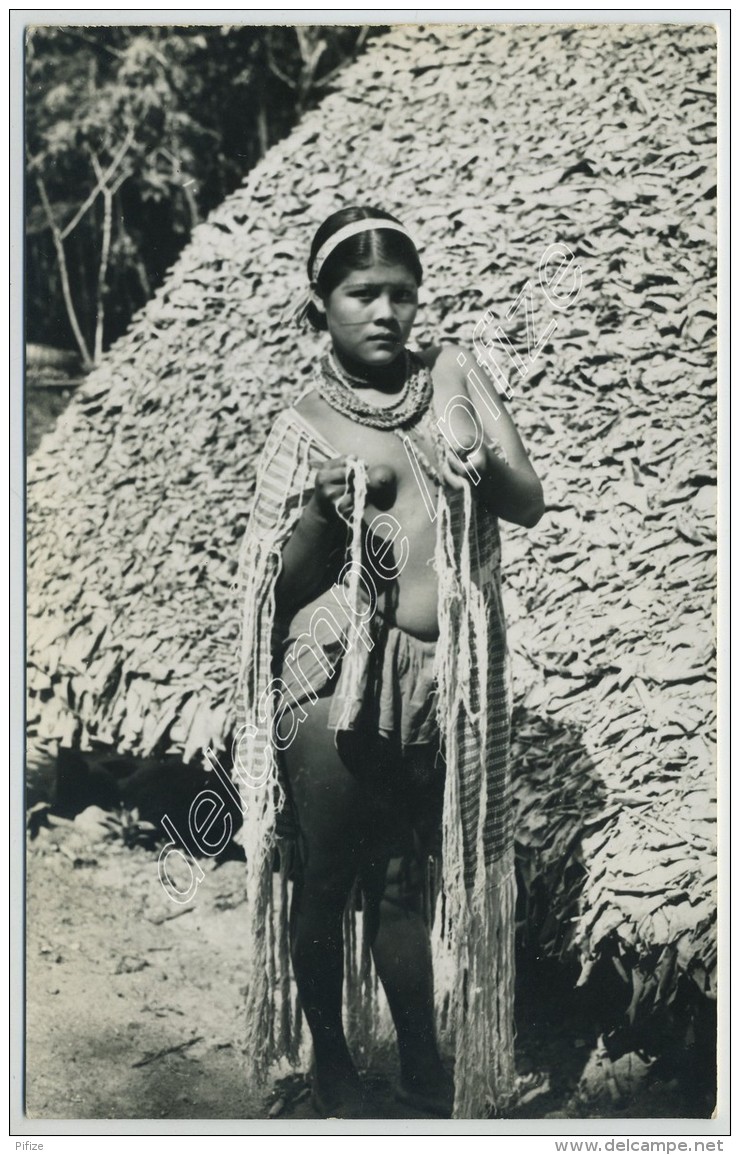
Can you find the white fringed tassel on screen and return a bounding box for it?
[432,484,517,1118]
[328,458,371,734]
[453,860,517,1118]
[243,846,277,1084]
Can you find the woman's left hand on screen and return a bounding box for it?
[441,445,489,490]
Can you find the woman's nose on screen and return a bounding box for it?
[373,292,396,322]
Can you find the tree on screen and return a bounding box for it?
[25,25,375,364]
[26,28,214,367]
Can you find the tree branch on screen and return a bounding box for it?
[314,27,371,90]
[89,150,115,364]
[57,28,126,61]
[266,49,297,90]
[154,145,200,229]
[33,170,93,368]
[94,185,113,364]
[59,126,135,241]
[295,27,326,94]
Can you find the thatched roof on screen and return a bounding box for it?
[27,23,716,1014]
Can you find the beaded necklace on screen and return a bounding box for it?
[315,348,434,431]
[313,346,454,491]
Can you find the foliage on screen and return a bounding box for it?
[25,24,373,362]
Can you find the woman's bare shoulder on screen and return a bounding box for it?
[416,342,468,372]
[293,388,334,425]
[416,342,468,392]
[291,389,347,452]
[415,343,443,369]
[293,388,320,416]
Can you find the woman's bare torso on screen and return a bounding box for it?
[288,349,450,642]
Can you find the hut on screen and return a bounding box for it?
[27,20,717,1085]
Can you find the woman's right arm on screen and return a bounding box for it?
[274,457,352,614]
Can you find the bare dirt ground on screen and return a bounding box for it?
[25,818,713,1125]
[26,829,255,1121]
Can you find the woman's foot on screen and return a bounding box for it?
[312,1063,365,1119]
[396,1054,454,1117]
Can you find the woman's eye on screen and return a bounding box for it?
[346,287,416,305]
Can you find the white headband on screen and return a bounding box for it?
[311,219,415,282]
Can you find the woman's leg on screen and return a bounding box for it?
[278,694,365,1110]
[360,743,454,1112]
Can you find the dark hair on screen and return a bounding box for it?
[305,206,423,331]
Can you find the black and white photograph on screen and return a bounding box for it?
[17,11,724,1139]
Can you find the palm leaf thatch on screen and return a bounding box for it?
[27,22,716,1020]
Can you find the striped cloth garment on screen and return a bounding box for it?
[235,405,515,1119]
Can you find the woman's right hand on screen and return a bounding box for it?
[277,457,353,612]
[311,457,355,522]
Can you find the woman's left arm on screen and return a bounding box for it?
[433,345,545,528]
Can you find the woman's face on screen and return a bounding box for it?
[316,259,419,370]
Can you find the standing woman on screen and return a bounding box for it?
[235,206,544,1118]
